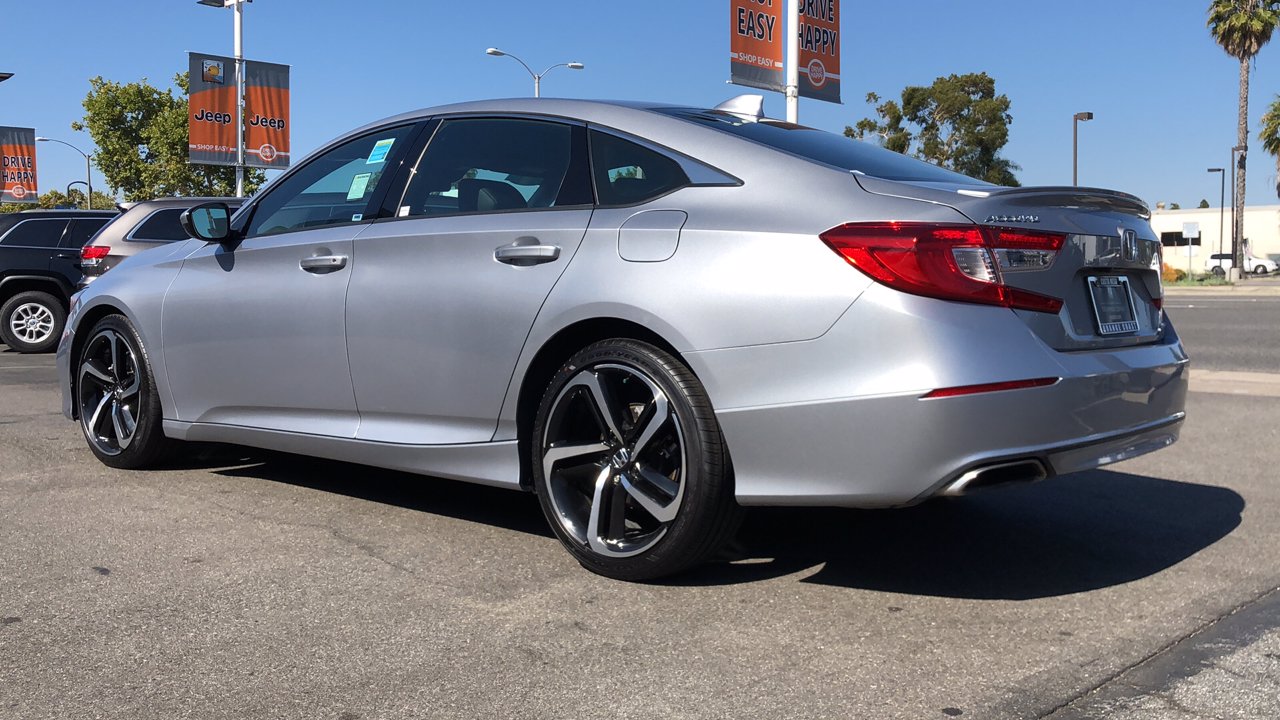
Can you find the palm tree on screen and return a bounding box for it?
[1208,0,1280,269]
[1260,96,1280,197]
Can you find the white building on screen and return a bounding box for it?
[1149,205,1280,272]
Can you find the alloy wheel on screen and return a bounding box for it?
[77,328,141,456]
[7,302,55,346]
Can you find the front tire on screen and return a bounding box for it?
[532,339,742,581]
[76,315,174,469]
[0,290,65,353]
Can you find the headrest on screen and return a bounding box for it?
[458,179,527,213]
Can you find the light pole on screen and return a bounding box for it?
[197,0,250,197]
[1072,112,1094,186]
[484,48,583,98]
[1207,168,1225,258]
[0,72,13,84]
[36,136,92,209]
[66,181,89,209]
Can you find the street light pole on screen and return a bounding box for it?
[785,0,800,123]
[1073,112,1094,186]
[1208,168,1225,258]
[35,136,93,209]
[197,0,250,197]
[484,48,584,98]
[0,72,13,84]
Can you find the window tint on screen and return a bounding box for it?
[0,219,69,248]
[131,208,192,242]
[246,125,414,237]
[66,218,111,247]
[657,108,981,185]
[397,118,589,218]
[589,131,689,206]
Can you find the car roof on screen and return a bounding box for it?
[7,209,118,217]
[116,196,247,212]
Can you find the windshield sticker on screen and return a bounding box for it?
[347,172,372,201]
[352,213,363,222]
[398,205,411,218]
[367,138,395,164]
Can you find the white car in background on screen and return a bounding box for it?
[1205,253,1278,275]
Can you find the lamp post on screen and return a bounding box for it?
[1207,168,1225,258]
[484,48,583,98]
[1072,112,1094,186]
[0,72,13,84]
[35,137,92,209]
[66,181,89,209]
[197,0,251,197]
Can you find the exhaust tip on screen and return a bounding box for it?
[940,459,1049,497]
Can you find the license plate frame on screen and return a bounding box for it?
[1087,275,1140,335]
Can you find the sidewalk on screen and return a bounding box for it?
[1163,276,1280,296]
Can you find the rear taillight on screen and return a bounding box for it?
[820,223,1065,313]
[80,245,110,260]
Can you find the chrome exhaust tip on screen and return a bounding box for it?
[939,459,1049,497]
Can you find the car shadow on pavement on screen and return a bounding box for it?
[682,470,1244,598]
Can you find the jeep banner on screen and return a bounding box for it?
[188,52,239,166]
[0,127,39,205]
[243,60,290,168]
[798,0,840,103]
[730,0,784,92]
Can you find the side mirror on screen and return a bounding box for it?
[180,202,236,247]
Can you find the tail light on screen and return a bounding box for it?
[80,245,110,261]
[820,223,1065,313]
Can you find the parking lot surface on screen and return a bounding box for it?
[2,297,1278,719]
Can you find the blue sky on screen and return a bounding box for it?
[3,1,1279,209]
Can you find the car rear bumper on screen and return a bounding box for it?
[685,285,1189,508]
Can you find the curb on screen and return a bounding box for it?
[1163,283,1280,296]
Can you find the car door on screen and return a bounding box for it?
[345,116,594,444]
[161,124,418,436]
[0,217,71,287]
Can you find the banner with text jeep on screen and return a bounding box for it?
[188,52,238,166]
[798,0,840,103]
[0,127,39,205]
[243,60,290,169]
[730,0,784,92]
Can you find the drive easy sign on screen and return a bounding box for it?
[730,0,784,92]
[798,0,840,103]
[0,127,39,204]
[188,52,238,167]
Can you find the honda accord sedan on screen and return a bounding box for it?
[57,97,1188,580]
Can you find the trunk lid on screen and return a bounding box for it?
[854,175,1165,352]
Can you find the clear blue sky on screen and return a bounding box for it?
[3,1,1279,209]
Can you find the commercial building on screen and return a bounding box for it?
[1149,205,1280,272]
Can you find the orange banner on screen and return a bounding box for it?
[243,60,290,168]
[188,52,239,166]
[0,127,39,204]
[798,0,841,103]
[730,0,784,92]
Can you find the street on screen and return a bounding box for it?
[1,293,1278,719]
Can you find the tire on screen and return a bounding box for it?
[0,290,65,353]
[1255,265,1268,275]
[75,314,174,469]
[532,339,742,581]
[1211,266,1226,277]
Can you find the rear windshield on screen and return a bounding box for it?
[656,108,982,185]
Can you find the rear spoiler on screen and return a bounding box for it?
[962,186,1150,219]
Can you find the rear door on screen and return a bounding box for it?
[345,116,595,444]
[0,217,72,290]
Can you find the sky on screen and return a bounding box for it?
[3,0,1280,210]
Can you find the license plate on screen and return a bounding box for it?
[1087,275,1139,335]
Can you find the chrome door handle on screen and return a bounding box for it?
[300,255,348,272]
[494,243,560,266]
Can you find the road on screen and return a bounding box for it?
[1,298,1278,719]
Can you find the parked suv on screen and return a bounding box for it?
[0,209,117,352]
[78,197,244,288]
[1205,252,1279,275]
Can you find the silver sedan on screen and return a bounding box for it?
[57,97,1188,580]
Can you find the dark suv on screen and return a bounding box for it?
[0,209,118,352]
[78,197,244,289]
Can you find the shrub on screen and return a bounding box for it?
[1161,263,1187,283]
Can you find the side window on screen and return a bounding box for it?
[246,125,414,238]
[396,118,590,218]
[65,218,111,247]
[589,131,689,207]
[131,209,192,242]
[0,219,69,248]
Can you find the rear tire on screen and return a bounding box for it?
[1255,265,1268,275]
[75,315,175,469]
[532,339,742,581]
[0,290,65,354]
[1211,266,1226,277]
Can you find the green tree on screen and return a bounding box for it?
[1199,198,1212,208]
[71,73,264,202]
[1208,0,1280,267]
[0,188,118,214]
[845,72,1021,186]
[1260,95,1280,196]
[1170,203,1183,210]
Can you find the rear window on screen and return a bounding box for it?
[657,108,980,185]
[66,218,111,247]
[0,218,69,248]
[131,208,192,242]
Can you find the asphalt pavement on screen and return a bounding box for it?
[1,299,1279,719]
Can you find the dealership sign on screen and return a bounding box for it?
[798,0,840,103]
[730,0,784,92]
[730,0,841,107]
[188,52,291,169]
[0,126,38,205]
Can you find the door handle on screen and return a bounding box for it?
[494,243,560,266]
[300,255,348,273]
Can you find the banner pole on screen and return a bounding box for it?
[785,0,799,123]
[234,0,245,198]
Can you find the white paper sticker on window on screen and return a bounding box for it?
[347,172,372,201]
[398,205,411,218]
